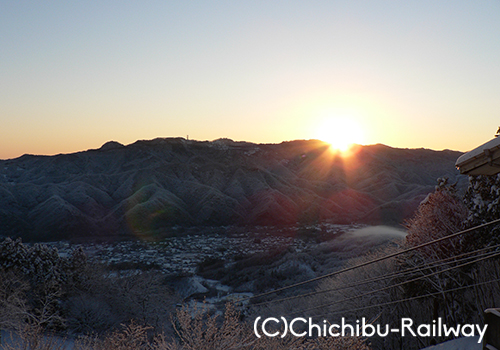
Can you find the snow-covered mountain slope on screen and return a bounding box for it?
[0,138,466,241]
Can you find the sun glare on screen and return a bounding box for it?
[315,117,365,152]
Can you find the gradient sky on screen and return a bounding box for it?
[1,1,500,159]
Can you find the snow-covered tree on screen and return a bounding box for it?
[0,237,89,330]
[405,177,468,260]
[463,174,500,249]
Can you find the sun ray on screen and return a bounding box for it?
[315,117,365,153]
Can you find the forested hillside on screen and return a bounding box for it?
[0,138,465,241]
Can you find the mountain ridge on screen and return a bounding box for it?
[0,138,466,241]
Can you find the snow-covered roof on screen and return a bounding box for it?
[455,137,500,175]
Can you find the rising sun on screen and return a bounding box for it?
[315,117,365,152]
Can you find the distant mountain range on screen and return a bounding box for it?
[0,138,467,241]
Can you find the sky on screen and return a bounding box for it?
[1,1,500,159]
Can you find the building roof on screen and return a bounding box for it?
[456,137,500,175]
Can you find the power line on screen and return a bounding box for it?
[281,248,500,317]
[242,218,500,303]
[309,276,500,320]
[249,242,500,308]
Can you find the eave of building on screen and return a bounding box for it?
[456,137,500,175]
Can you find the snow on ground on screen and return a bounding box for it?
[0,330,75,349]
[420,336,481,350]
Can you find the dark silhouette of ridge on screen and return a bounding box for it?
[0,138,466,241]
